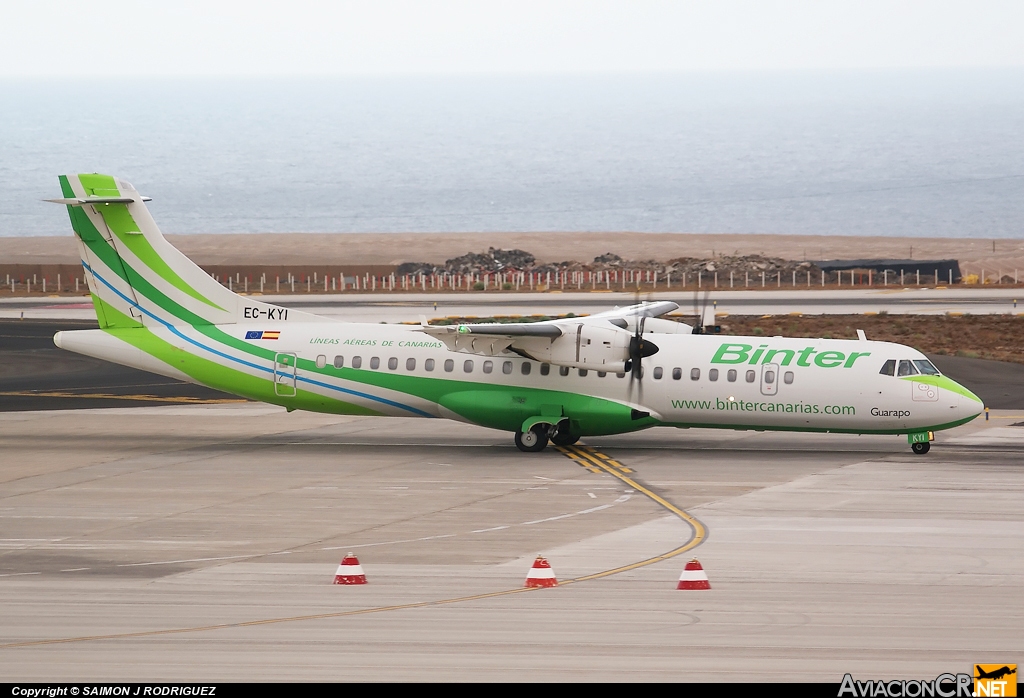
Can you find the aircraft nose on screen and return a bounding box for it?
[955,381,984,418]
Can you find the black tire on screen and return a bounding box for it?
[551,431,580,446]
[515,426,549,452]
[911,441,931,455]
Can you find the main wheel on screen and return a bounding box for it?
[551,431,580,446]
[911,441,931,455]
[515,426,549,452]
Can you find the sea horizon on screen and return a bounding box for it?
[2,69,1023,239]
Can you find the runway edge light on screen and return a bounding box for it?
[333,553,368,585]
[525,555,558,588]
[677,558,711,590]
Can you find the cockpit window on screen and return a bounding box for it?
[897,359,918,376]
[913,359,940,376]
[879,359,896,376]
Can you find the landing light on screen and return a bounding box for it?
[728,396,735,402]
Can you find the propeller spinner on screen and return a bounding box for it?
[625,316,660,380]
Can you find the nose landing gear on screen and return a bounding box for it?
[909,431,934,455]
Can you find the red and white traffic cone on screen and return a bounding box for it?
[676,558,711,590]
[524,555,557,588]
[333,553,367,585]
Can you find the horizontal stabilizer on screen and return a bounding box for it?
[45,196,152,205]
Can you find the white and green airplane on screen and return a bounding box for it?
[49,174,984,454]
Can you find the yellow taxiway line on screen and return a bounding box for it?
[0,442,707,650]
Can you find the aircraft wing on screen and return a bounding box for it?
[418,300,680,342]
[585,300,680,320]
[417,301,680,368]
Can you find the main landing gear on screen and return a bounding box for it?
[911,441,930,455]
[515,425,549,452]
[551,431,580,447]
[514,422,579,452]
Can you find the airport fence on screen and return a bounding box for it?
[1,264,1021,296]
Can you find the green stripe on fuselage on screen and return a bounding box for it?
[74,175,224,312]
[94,298,381,416]
[902,374,982,403]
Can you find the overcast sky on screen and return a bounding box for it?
[2,0,1023,76]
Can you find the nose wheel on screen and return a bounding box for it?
[911,441,931,455]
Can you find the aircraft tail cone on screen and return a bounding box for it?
[333,553,368,585]
[524,555,558,588]
[676,558,711,590]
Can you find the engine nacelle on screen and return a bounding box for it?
[517,323,631,372]
[623,316,692,334]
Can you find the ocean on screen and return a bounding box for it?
[1,70,1022,239]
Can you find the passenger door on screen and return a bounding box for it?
[274,352,297,397]
[760,363,779,396]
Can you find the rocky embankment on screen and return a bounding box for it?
[397,248,819,279]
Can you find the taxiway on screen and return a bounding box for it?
[1,405,1021,681]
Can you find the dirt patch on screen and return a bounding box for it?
[714,314,1024,365]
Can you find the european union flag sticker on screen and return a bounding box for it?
[245,330,263,339]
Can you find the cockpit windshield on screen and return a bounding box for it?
[897,359,918,376]
[889,359,941,377]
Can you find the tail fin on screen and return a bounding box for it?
[51,174,319,329]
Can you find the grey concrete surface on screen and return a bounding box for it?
[1,406,1022,681]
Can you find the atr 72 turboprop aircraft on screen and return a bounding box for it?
[49,174,984,454]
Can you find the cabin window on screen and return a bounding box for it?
[522,363,531,375]
[597,371,606,378]
[708,368,719,382]
[745,370,755,383]
[352,356,362,369]
[482,360,493,374]
[784,371,794,384]
[388,357,398,370]
[727,369,737,382]
[540,363,550,376]
[879,359,896,376]
[425,358,435,371]
[406,358,416,371]
[333,355,344,369]
[764,370,776,384]
[653,367,663,379]
[464,360,474,373]
[913,359,941,376]
[672,368,682,380]
[579,369,588,377]
[316,355,327,369]
[616,372,625,378]
[444,359,454,372]
[690,368,700,380]
[370,357,380,369]
[559,366,570,376]
[503,361,513,374]
[897,359,918,376]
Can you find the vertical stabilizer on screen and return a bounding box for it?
[52,174,321,329]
